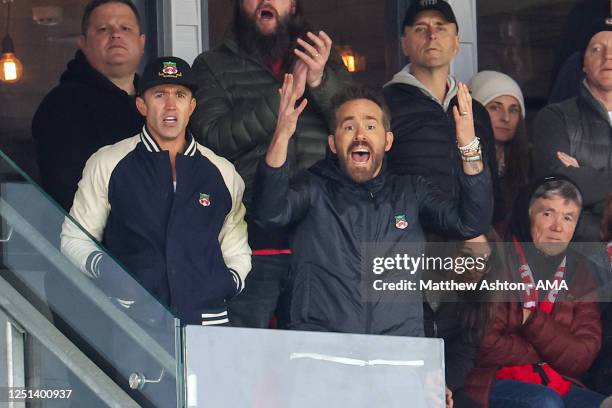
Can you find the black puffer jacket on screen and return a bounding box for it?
[190,32,351,249]
[190,32,351,183]
[32,50,144,212]
[383,81,503,224]
[252,157,493,336]
[533,82,612,241]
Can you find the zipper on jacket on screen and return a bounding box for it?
[365,190,376,334]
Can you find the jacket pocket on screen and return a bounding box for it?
[290,262,349,331]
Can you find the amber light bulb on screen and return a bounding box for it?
[0,0,22,83]
[0,51,22,82]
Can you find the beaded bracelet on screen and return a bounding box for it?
[458,137,480,154]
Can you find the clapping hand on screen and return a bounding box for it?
[294,31,333,88]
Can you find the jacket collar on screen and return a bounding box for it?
[139,126,197,157]
[385,64,458,110]
[580,80,612,124]
[61,50,139,96]
[313,156,389,196]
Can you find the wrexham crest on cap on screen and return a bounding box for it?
[395,214,408,230]
[159,61,182,79]
[199,193,211,207]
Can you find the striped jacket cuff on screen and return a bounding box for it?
[201,310,229,326]
[229,268,243,295]
[85,251,104,278]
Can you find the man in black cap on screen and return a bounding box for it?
[383,0,502,225]
[61,57,251,326]
[533,17,612,241]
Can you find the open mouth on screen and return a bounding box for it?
[258,7,276,21]
[163,116,178,124]
[349,143,371,164]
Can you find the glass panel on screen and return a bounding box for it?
[185,326,445,408]
[0,150,180,408]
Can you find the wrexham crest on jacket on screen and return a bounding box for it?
[159,61,182,78]
[199,193,211,207]
[395,214,408,230]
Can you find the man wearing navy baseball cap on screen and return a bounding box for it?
[137,56,198,96]
[384,0,501,227]
[401,0,458,33]
[61,56,251,327]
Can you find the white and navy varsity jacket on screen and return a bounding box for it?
[61,127,251,325]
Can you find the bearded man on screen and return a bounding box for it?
[254,78,492,341]
[190,0,351,328]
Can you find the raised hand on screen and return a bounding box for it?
[291,59,308,100]
[266,74,308,168]
[453,82,483,174]
[452,82,476,147]
[294,31,333,88]
[275,73,308,141]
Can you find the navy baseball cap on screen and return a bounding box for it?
[402,0,458,33]
[137,57,198,96]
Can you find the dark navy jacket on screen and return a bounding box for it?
[253,157,492,336]
[61,127,251,325]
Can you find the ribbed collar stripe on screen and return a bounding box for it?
[184,134,197,157]
[140,126,159,152]
[139,126,197,157]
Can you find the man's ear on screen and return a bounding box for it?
[135,96,147,117]
[188,97,196,117]
[453,34,460,57]
[77,34,86,50]
[384,131,394,152]
[139,34,146,56]
[328,135,337,154]
[400,29,410,57]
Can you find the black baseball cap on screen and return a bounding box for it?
[402,0,458,33]
[137,57,198,96]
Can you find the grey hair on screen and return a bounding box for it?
[529,179,583,210]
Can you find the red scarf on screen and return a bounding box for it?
[511,236,566,313]
[495,238,572,396]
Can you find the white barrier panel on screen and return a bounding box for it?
[185,326,445,408]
